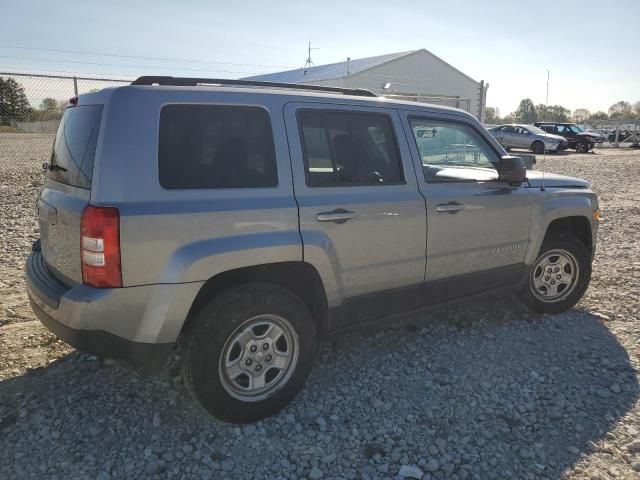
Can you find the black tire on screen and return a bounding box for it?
[181,283,316,423]
[518,233,591,314]
[575,141,589,153]
[532,141,545,154]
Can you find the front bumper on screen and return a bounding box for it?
[25,246,181,372]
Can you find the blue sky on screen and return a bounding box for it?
[3,0,639,115]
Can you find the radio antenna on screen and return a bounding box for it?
[540,133,546,191]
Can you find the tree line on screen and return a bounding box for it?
[486,99,640,125]
[0,77,67,126]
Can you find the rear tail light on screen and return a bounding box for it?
[81,205,122,288]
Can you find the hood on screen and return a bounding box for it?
[542,133,566,142]
[578,131,602,140]
[525,171,589,188]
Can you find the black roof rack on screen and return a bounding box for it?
[131,76,377,98]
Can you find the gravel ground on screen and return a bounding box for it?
[1,133,639,479]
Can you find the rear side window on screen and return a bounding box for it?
[159,105,277,189]
[297,110,404,187]
[50,105,103,189]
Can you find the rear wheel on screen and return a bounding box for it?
[532,141,545,154]
[575,141,589,153]
[181,283,316,423]
[518,233,591,314]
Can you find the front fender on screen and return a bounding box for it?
[526,189,598,265]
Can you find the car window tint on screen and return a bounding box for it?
[159,105,277,189]
[298,110,404,187]
[49,104,103,189]
[409,118,499,183]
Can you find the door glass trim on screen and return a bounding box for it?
[407,115,503,184]
[295,108,406,188]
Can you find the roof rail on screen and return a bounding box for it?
[131,76,377,97]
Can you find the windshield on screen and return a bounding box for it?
[568,125,583,133]
[527,125,548,135]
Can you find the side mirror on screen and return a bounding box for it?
[497,155,527,185]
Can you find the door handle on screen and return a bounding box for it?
[316,208,357,223]
[435,202,465,214]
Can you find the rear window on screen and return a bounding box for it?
[158,105,277,189]
[49,104,103,189]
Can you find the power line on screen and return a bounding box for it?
[0,54,269,76]
[0,44,295,70]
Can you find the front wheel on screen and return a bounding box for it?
[532,141,545,154]
[181,283,316,423]
[517,234,591,314]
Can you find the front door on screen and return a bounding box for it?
[284,103,427,327]
[513,126,532,149]
[402,113,532,302]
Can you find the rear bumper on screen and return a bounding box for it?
[29,296,173,372]
[25,245,201,371]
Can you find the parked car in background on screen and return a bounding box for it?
[534,122,603,153]
[607,129,635,143]
[488,124,568,154]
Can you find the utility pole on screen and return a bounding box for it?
[546,70,550,105]
[545,69,550,122]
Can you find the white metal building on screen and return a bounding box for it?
[246,49,487,121]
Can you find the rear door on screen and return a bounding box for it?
[284,103,426,326]
[38,103,103,284]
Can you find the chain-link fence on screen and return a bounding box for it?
[0,72,131,134]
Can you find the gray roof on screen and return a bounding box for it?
[244,50,418,83]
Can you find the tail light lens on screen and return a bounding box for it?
[81,205,122,288]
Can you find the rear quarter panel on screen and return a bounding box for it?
[91,87,302,286]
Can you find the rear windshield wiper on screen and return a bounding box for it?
[42,162,67,172]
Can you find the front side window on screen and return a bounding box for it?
[409,118,499,182]
[298,110,404,187]
[159,105,277,189]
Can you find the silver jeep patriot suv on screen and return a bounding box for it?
[26,76,599,423]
